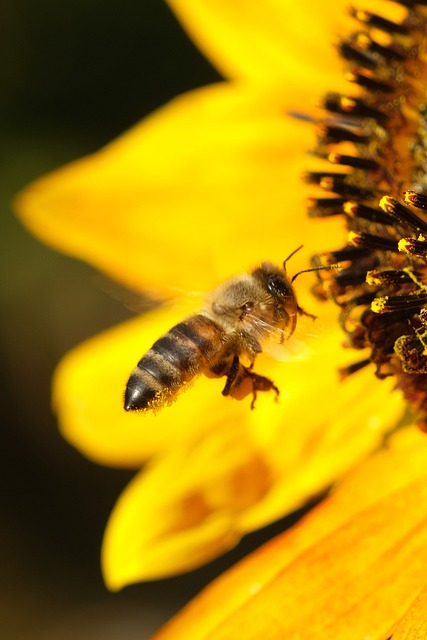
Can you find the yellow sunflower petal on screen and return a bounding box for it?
[167,0,408,84]
[100,304,405,587]
[166,0,350,86]
[240,334,405,532]
[102,423,270,588]
[152,427,427,639]
[53,304,248,466]
[15,82,343,294]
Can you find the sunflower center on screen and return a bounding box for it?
[306,1,427,428]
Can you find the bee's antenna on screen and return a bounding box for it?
[283,245,304,270]
[283,245,341,282]
[291,263,341,284]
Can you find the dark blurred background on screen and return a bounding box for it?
[0,2,303,638]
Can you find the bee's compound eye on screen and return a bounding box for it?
[267,275,291,298]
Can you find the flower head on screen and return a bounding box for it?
[13,5,426,635]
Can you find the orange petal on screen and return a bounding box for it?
[152,426,427,639]
[389,582,427,639]
[15,82,343,294]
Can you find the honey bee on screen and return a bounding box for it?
[124,249,324,413]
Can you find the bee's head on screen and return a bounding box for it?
[252,262,297,307]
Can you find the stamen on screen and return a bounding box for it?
[303,171,349,185]
[366,269,415,287]
[304,173,373,199]
[348,231,399,252]
[307,197,346,218]
[371,292,427,314]
[346,70,395,93]
[339,292,379,336]
[316,246,372,263]
[355,33,407,61]
[328,152,380,171]
[320,176,373,198]
[398,237,427,257]
[322,93,387,121]
[404,191,427,211]
[395,1,427,7]
[344,201,395,226]
[338,359,371,379]
[317,123,370,144]
[335,267,372,287]
[349,8,410,35]
[379,196,427,232]
[339,40,379,69]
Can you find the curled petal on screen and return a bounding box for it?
[152,427,427,639]
[102,424,272,588]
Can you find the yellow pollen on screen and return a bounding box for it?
[320,176,334,190]
[353,9,369,23]
[348,231,361,246]
[398,238,413,255]
[356,33,370,50]
[371,297,389,314]
[366,270,382,286]
[343,201,357,216]
[340,96,356,112]
[328,152,340,164]
[379,195,394,213]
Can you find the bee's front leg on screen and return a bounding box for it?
[297,304,317,321]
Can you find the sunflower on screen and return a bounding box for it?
[14,0,427,635]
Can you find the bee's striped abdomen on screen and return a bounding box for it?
[124,314,224,411]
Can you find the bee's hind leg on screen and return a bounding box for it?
[222,358,280,409]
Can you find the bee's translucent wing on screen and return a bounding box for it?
[262,332,313,362]
[259,312,325,362]
[92,274,206,316]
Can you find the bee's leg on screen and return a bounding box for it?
[222,355,240,397]
[297,305,317,321]
[247,354,257,371]
[246,370,280,410]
